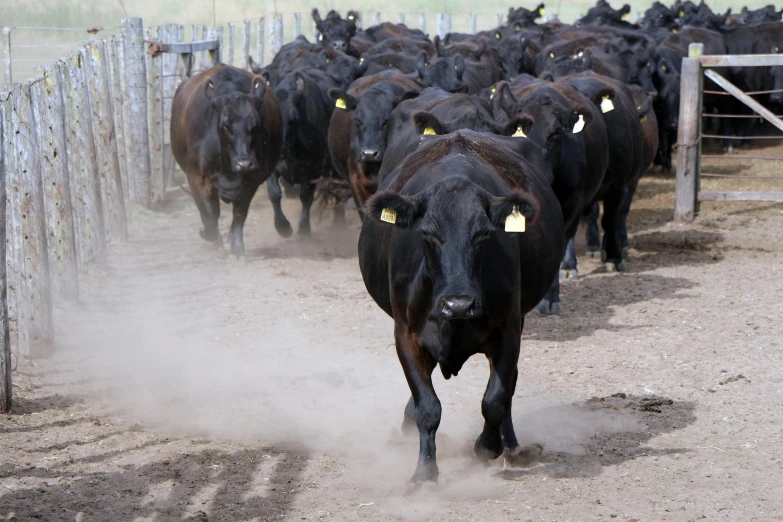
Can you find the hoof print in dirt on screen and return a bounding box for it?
[503,443,544,468]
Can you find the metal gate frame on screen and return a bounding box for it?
[675,43,783,222]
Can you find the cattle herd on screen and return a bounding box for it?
[170,1,783,484]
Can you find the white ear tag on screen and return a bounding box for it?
[600,96,614,113]
[572,114,585,134]
[505,206,526,233]
[380,208,397,224]
[512,126,527,138]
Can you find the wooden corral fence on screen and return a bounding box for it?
[1,10,517,413]
[675,43,783,222]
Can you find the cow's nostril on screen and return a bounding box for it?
[441,296,475,319]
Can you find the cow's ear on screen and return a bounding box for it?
[250,76,267,99]
[433,35,443,57]
[492,81,517,118]
[328,88,357,110]
[368,191,423,227]
[500,115,535,137]
[416,52,429,77]
[204,79,219,108]
[474,38,488,60]
[536,3,546,18]
[413,111,447,136]
[347,10,360,24]
[354,56,369,77]
[312,8,323,30]
[487,191,537,228]
[454,55,465,79]
[294,73,306,92]
[620,4,631,16]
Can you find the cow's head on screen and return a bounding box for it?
[507,3,546,27]
[369,176,536,319]
[497,34,534,78]
[205,76,268,198]
[319,50,367,87]
[273,72,309,150]
[738,6,783,24]
[312,9,357,53]
[330,85,418,164]
[655,60,680,131]
[417,53,469,94]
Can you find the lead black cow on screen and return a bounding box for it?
[359,131,564,483]
[171,65,282,256]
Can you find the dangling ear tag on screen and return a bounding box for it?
[505,205,526,233]
[572,114,585,134]
[423,127,436,135]
[512,126,527,138]
[600,96,614,113]
[335,98,347,109]
[380,208,397,224]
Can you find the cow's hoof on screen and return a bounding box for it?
[409,464,439,487]
[199,228,221,244]
[622,246,629,258]
[605,260,627,273]
[297,226,312,237]
[474,434,503,461]
[600,249,607,262]
[406,479,438,494]
[274,219,293,238]
[503,443,543,468]
[586,248,600,258]
[538,299,560,315]
[560,268,579,281]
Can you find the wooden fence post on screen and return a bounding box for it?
[159,24,180,192]
[199,25,210,72]
[257,18,264,68]
[227,23,235,67]
[242,20,251,70]
[108,37,129,210]
[436,13,451,39]
[121,17,151,208]
[62,51,107,269]
[85,41,127,241]
[372,13,381,26]
[2,93,21,356]
[2,29,10,86]
[675,43,704,222]
[418,14,426,33]
[294,13,302,37]
[8,83,54,358]
[398,14,405,25]
[0,92,11,413]
[469,13,477,34]
[208,26,223,65]
[497,14,504,27]
[269,14,283,64]
[146,26,164,203]
[30,65,79,301]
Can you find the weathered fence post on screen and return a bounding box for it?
[372,13,381,26]
[208,25,223,65]
[0,92,11,413]
[497,14,504,27]
[8,83,54,358]
[160,24,180,192]
[418,14,426,33]
[269,14,283,64]
[85,41,127,241]
[62,51,107,269]
[469,13,477,34]
[2,93,20,355]
[436,13,451,39]
[146,26,164,202]
[30,65,79,301]
[257,18,264,68]
[398,14,405,24]
[108,37,129,207]
[2,29,10,86]
[227,22,235,67]
[121,17,151,207]
[675,43,704,222]
[242,20,251,70]
[294,13,302,37]
[199,25,210,72]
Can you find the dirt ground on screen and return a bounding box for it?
[2,166,783,522]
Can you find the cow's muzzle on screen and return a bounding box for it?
[439,295,480,319]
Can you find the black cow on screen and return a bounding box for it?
[271,69,340,236]
[492,78,609,314]
[312,9,360,55]
[359,130,564,484]
[508,4,547,27]
[416,53,469,93]
[736,5,783,25]
[327,71,423,209]
[171,65,282,256]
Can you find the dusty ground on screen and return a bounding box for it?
[1,167,783,522]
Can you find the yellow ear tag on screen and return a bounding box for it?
[505,206,526,233]
[335,98,347,109]
[776,47,780,53]
[549,52,555,58]
[512,126,527,138]
[600,96,614,113]
[671,28,678,33]
[578,51,584,57]
[622,12,629,20]
[662,64,668,72]
[380,208,397,224]
[423,127,436,135]
[360,57,365,62]
[495,32,501,39]
[679,10,684,17]
[640,114,648,122]
[539,7,546,16]
[326,58,330,63]
[572,114,585,134]
[490,86,496,100]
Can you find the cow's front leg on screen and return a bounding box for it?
[229,196,252,258]
[396,324,440,484]
[189,174,223,248]
[266,170,293,238]
[585,201,601,256]
[475,322,521,461]
[298,181,316,236]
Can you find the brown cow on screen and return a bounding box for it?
[171,65,282,257]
